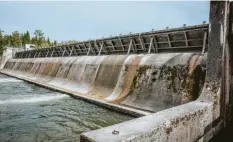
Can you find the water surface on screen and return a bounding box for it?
[0,74,133,142]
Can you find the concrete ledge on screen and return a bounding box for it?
[0,70,151,117]
[81,101,213,142]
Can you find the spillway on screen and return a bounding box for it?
[2,1,233,142]
[1,53,206,114]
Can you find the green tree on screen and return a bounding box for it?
[0,29,61,50]
[47,37,50,45]
[24,31,31,45]
[34,30,44,47]
[3,35,12,46]
[11,31,22,47]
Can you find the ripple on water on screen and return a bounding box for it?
[0,74,133,142]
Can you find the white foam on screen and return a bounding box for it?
[0,94,69,104]
[0,78,23,83]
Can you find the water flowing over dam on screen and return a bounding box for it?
[1,1,233,141]
[2,53,206,113]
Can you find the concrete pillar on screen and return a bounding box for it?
[199,1,230,127]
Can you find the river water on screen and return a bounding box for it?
[0,74,133,142]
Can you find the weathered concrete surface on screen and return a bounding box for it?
[81,1,232,142]
[81,101,212,142]
[0,47,23,69]
[0,1,230,142]
[1,53,206,114]
[122,53,206,112]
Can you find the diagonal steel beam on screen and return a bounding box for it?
[138,34,146,51]
[118,36,125,51]
[62,46,67,57]
[98,42,104,55]
[127,39,133,55]
[153,35,158,53]
[109,39,116,51]
[184,31,189,47]
[69,45,74,56]
[202,30,207,54]
[166,31,172,48]
[148,36,155,53]
[51,48,54,57]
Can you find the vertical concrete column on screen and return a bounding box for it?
[226,2,233,123]
[199,1,230,126]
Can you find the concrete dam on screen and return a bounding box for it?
[1,1,233,142]
[2,53,206,114]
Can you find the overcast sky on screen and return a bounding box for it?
[0,1,209,42]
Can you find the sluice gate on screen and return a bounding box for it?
[1,1,233,142]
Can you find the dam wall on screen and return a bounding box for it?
[1,1,232,141]
[1,53,206,114]
[0,47,23,69]
[81,1,233,142]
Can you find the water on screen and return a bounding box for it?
[0,74,133,142]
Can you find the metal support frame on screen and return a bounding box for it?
[127,39,133,55]
[139,34,146,51]
[51,49,54,57]
[69,46,74,56]
[131,38,137,53]
[109,39,116,51]
[62,47,66,57]
[27,51,31,58]
[87,43,91,56]
[166,32,172,48]
[73,45,80,55]
[184,31,189,47]
[43,49,47,57]
[153,35,158,53]
[59,47,63,56]
[37,51,41,58]
[13,23,209,59]
[148,36,155,53]
[46,49,49,57]
[20,52,23,58]
[34,52,37,58]
[119,37,125,50]
[77,44,82,54]
[202,31,207,54]
[101,41,108,53]
[94,40,100,53]
[83,43,88,53]
[45,49,49,57]
[98,42,104,55]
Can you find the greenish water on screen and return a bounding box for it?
[0,74,133,142]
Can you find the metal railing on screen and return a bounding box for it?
[14,24,208,59]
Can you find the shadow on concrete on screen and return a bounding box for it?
[209,119,233,142]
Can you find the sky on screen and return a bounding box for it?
[0,1,209,42]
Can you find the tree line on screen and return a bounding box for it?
[0,29,80,55]
[0,29,57,48]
